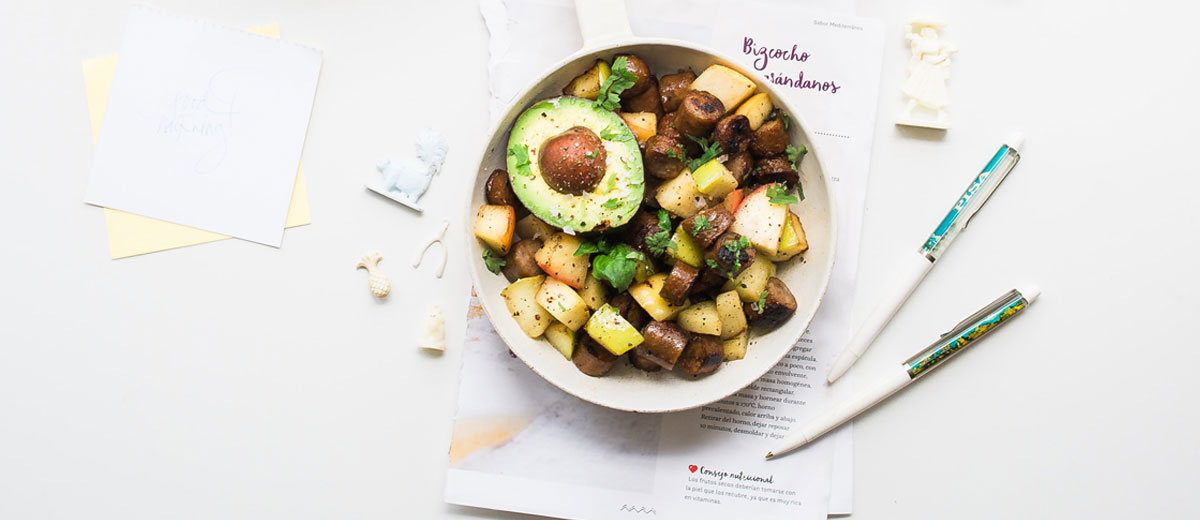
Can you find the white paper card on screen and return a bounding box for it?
[84,7,322,247]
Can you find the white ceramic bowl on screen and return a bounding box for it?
[463,0,837,413]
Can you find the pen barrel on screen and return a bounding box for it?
[921,145,1021,261]
[903,289,1032,378]
[790,368,912,452]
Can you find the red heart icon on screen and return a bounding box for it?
[688,465,698,473]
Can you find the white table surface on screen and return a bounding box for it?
[3,0,1199,518]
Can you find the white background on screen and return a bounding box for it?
[2,0,1198,519]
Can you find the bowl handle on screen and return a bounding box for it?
[574,0,633,49]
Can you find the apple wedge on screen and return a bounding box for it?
[731,185,788,256]
[535,277,590,331]
[534,233,589,289]
[501,275,551,338]
[765,211,809,262]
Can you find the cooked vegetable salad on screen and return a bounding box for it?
[474,54,809,378]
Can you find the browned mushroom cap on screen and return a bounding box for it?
[621,76,664,117]
[538,126,607,194]
[690,267,730,297]
[643,135,688,180]
[610,292,649,330]
[677,333,723,375]
[638,320,690,370]
[573,335,619,376]
[485,169,518,206]
[753,156,799,187]
[724,151,753,186]
[660,262,700,306]
[707,232,756,278]
[500,238,544,282]
[744,277,798,330]
[712,114,752,155]
[624,210,667,257]
[658,71,696,112]
[675,91,725,137]
[749,119,790,157]
[681,205,734,249]
[615,54,652,97]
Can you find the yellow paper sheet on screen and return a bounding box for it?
[83,23,311,259]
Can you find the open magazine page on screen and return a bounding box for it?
[450,1,883,518]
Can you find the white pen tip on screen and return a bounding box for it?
[1016,284,1041,303]
[1005,132,1026,152]
[764,452,774,459]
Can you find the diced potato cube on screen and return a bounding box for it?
[734,93,773,131]
[690,65,757,114]
[723,330,749,361]
[677,301,723,336]
[730,255,774,302]
[578,273,608,311]
[628,273,688,321]
[535,276,590,331]
[691,159,738,199]
[501,275,550,337]
[716,290,748,339]
[474,204,516,255]
[670,224,705,268]
[515,214,554,241]
[585,304,644,355]
[544,322,577,360]
[562,59,611,100]
[656,170,708,218]
[619,112,657,145]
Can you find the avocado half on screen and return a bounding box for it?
[506,96,644,233]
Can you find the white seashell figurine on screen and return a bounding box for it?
[896,19,957,130]
[355,252,391,298]
[368,129,449,211]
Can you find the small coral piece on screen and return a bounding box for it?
[356,252,391,298]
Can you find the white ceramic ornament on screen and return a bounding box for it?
[366,129,449,212]
[418,304,446,352]
[896,19,957,130]
[356,252,391,298]
[412,220,450,278]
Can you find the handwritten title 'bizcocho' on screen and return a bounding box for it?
[742,37,841,94]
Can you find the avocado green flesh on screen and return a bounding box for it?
[506,96,644,233]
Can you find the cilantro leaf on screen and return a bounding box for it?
[685,135,723,172]
[723,235,751,272]
[786,144,806,166]
[601,198,623,209]
[600,125,634,142]
[692,215,711,233]
[644,209,676,257]
[508,144,532,176]
[592,243,641,292]
[574,239,604,256]
[755,290,768,314]
[766,183,799,206]
[706,259,720,269]
[665,145,687,161]
[780,112,791,130]
[482,249,506,274]
[594,56,637,111]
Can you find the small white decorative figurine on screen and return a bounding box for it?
[418,304,446,352]
[413,220,450,278]
[367,129,449,211]
[355,252,391,298]
[896,19,956,130]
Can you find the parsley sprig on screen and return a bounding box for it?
[594,57,637,111]
[766,183,800,206]
[574,238,646,292]
[723,235,751,272]
[644,209,677,257]
[508,144,532,176]
[755,290,768,314]
[692,215,712,233]
[482,249,506,274]
[685,135,723,172]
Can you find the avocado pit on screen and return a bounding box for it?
[539,126,607,195]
